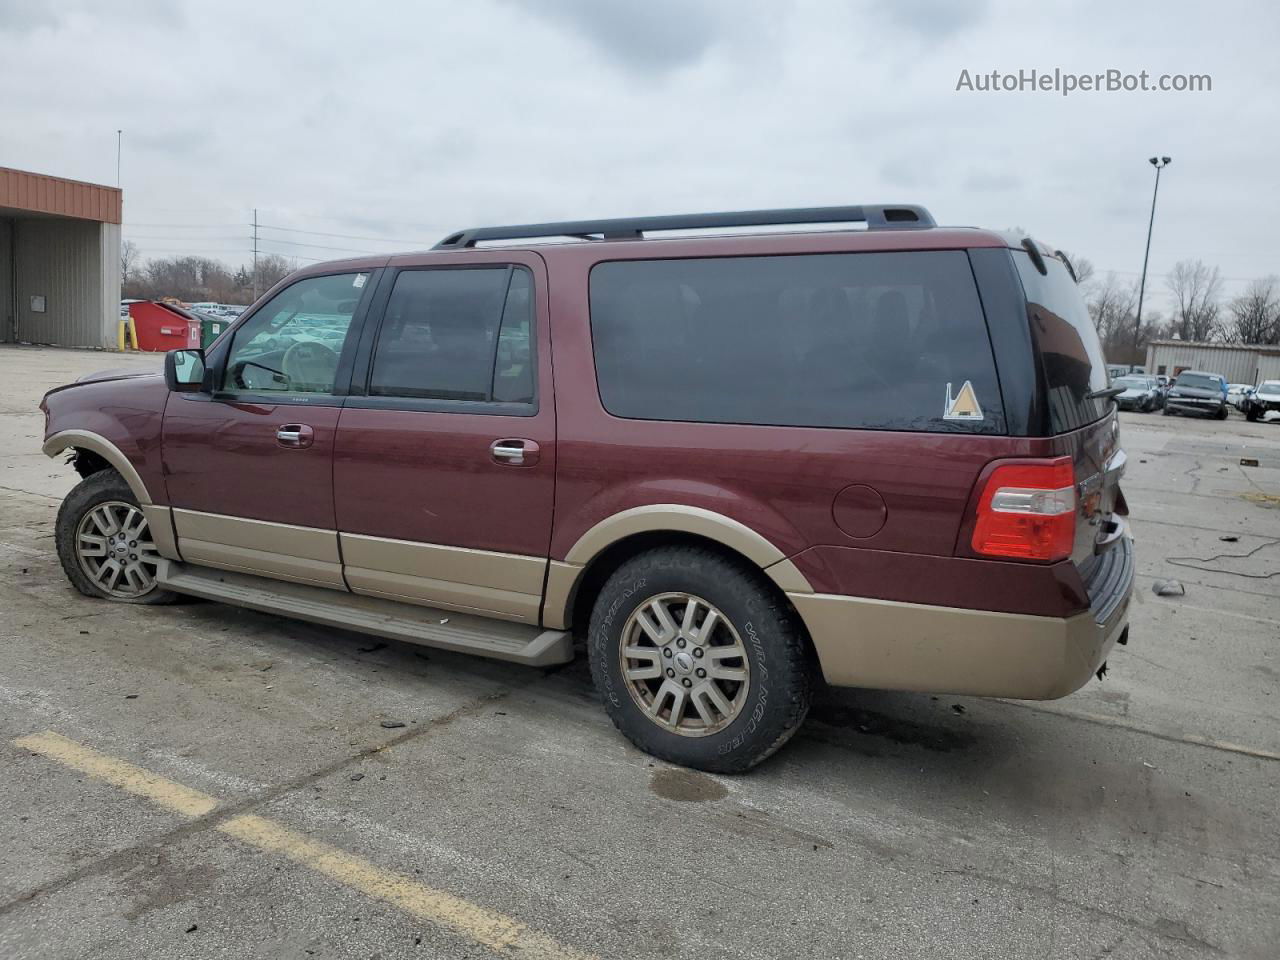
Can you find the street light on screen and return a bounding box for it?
[1134,155,1171,350]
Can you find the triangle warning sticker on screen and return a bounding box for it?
[943,381,984,421]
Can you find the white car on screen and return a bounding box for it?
[1244,380,1280,422]
[1227,383,1253,411]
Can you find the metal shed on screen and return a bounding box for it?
[1145,340,1280,386]
[1,166,123,349]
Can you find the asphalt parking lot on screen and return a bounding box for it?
[1,343,1277,960]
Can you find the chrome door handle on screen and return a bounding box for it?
[491,438,540,466]
[276,424,314,448]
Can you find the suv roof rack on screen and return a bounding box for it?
[433,204,936,249]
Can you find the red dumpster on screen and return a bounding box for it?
[128,301,201,352]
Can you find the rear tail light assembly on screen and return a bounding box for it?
[970,457,1076,562]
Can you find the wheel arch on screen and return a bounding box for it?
[43,430,153,505]
[543,505,813,631]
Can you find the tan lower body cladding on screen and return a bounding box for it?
[789,592,1127,700]
[168,510,546,623]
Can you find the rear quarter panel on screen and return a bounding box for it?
[542,234,1090,619]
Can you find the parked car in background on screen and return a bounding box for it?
[1164,370,1229,419]
[1244,380,1280,422]
[1227,383,1253,411]
[39,205,1134,773]
[1113,375,1162,412]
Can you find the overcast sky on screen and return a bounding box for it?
[2,0,1277,311]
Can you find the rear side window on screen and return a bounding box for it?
[368,266,534,404]
[588,251,1004,433]
[1012,252,1109,432]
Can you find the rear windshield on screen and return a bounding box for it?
[588,251,1005,433]
[1114,377,1150,389]
[1012,251,1109,433]
[1174,373,1221,391]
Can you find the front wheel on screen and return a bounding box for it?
[55,469,179,604]
[1162,405,1174,416]
[1216,406,1229,420]
[588,546,814,773]
[1246,407,1260,422]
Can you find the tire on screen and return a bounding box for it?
[1216,406,1229,420]
[55,469,180,604]
[1246,407,1259,422]
[1162,405,1174,416]
[588,546,814,773]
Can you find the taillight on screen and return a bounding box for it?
[971,457,1076,562]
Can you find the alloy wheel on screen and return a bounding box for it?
[619,592,750,737]
[74,501,161,599]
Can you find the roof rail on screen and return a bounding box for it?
[433,204,936,249]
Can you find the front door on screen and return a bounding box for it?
[333,253,555,623]
[162,269,377,588]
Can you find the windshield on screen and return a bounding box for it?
[1258,381,1280,394]
[1114,377,1149,389]
[1174,373,1220,391]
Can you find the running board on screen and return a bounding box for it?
[156,561,574,667]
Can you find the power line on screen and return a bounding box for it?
[258,223,429,245]
[256,236,380,255]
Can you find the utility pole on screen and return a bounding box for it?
[116,130,122,186]
[252,208,259,301]
[1134,156,1171,352]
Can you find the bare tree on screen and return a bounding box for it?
[1166,260,1223,342]
[1227,276,1280,345]
[252,254,296,296]
[1088,273,1142,360]
[1060,251,1095,287]
[120,240,140,287]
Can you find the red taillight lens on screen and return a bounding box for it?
[971,457,1077,562]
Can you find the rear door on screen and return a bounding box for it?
[332,252,555,624]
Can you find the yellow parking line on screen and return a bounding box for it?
[15,731,218,817]
[14,731,595,960]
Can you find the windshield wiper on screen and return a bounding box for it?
[1087,386,1126,401]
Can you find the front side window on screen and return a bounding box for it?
[588,251,1004,432]
[223,272,367,394]
[367,266,534,404]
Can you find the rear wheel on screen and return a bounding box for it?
[1162,405,1175,416]
[588,546,813,773]
[55,470,179,604]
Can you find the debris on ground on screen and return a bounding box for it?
[380,719,406,729]
[1152,579,1186,597]
[1240,457,1260,467]
[1220,535,1239,542]
[951,704,965,714]
[350,773,364,781]
[124,694,138,700]
[185,924,198,934]
[357,642,387,654]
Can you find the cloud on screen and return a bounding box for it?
[509,0,725,73]
[880,0,989,41]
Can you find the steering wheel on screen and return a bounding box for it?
[281,341,339,391]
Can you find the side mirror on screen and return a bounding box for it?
[165,348,206,393]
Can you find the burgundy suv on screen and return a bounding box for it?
[40,205,1133,772]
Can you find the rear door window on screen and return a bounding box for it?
[1012,252,1109,432]
[588,251,1004,433]
[367,266,534,405]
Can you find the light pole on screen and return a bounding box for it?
[1134,155,1171,350]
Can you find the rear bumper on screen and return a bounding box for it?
[789,539,1133,700]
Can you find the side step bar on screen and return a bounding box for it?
[157,561,574,667]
